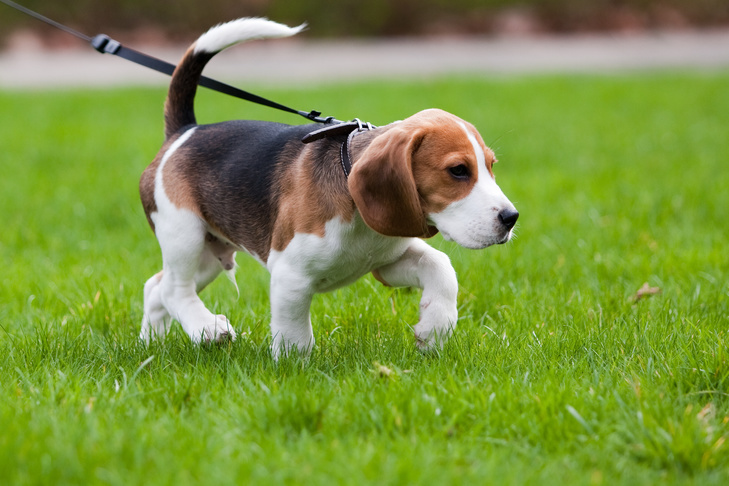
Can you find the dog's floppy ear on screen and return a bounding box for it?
[348,126,438,238]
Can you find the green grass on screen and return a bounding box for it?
[1,72,728,485]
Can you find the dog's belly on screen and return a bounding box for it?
[267,215,410,294]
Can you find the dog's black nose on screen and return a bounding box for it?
[498,208,519,230]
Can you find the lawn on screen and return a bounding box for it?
[1,72,728,485]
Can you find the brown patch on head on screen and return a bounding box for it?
[471,125,497,178]
[408,110,482,215]
[348,109,492,235]
[486,151,497,176]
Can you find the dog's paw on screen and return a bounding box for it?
[413,304,456,353]
[414,329,446,353]
[201,315,237,344]
[413,321,455,353]
[414,332,438,353]
[270,336,314,362]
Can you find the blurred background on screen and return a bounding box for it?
[3,0,729,89]
[2,0,729,48]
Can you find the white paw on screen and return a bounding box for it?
[139,315,171,343]
[139,325,156,344]
[270,335,314,361]
[199,314,236,343]
[414,326,449,353]
[413,302,456,352]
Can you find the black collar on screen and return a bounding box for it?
[302,119,376,178]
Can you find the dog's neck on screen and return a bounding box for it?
[302,120,378,178]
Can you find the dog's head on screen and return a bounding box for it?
[348,109,518,249]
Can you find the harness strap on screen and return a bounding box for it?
[340,128,360,177]
[301,120,364,143]
[302,119,376,178]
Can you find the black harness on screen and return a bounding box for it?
[301,119,376,177]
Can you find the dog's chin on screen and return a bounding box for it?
[438,229,507,250]
[497,231,513,245]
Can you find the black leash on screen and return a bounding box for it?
[0,0,339,124]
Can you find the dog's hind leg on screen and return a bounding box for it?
[140,237,234,343]
[140,271,172,342]
[154,211,236,343]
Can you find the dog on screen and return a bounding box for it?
[138,18,518,358]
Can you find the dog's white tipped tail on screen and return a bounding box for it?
[164,17,305,139]
[194,17,305,54]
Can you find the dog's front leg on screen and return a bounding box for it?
[374,239,458,351]
[269,265,315,360]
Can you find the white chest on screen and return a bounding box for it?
[267,215,411,294]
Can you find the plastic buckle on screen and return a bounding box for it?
[90,34,121,55]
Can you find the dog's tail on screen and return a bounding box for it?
[164,18,305,139]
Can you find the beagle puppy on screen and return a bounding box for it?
[139,18,518,358]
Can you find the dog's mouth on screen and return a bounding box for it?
[428,211,518,249]
[437,225,514,250]
[496,235,511,246]
[497,229,514,245]
[438,230,492,250]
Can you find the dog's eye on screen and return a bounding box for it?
[448,164,470,179]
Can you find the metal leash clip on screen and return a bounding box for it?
[353,118,375,132]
